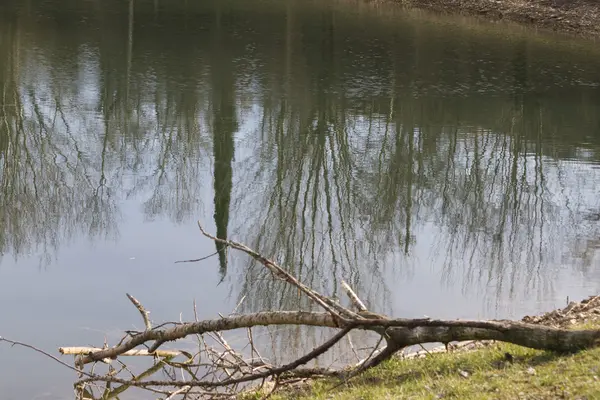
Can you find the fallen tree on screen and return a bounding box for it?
[3,222,600,399]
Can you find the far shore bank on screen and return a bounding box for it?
[383,0,600,38]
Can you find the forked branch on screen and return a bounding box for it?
[3,226,600,400]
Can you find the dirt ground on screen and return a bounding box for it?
[389,0,600,38]
[522,294,600,328]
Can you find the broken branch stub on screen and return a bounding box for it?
[126,293,152,331]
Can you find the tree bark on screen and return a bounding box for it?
[384,323,600,352]
[75,311,600,366]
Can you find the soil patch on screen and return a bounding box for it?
[387,0,600,38]
[522,294,600,328]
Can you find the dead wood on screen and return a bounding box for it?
[4,223,600,399]
[59,347,183,358]
[59,223,600,397]
[74,311,600,366]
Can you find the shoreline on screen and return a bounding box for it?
[402,294,600,359]
[259,295,600,399]
[385,0,600,38]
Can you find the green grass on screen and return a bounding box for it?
[252,322,600,399]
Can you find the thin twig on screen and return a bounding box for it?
[247,327,268,370]
[0,337,93,378]
[260,376,280,400]
[175,251,220,264]
[328,335,390,392]
[328,342,401,392]
[356,335,385,369]
[418,343,433,356]
[346,333,361,362]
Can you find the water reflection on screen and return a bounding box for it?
[1,0,600,395]
[0,18,121,265]
[211,1,237,280]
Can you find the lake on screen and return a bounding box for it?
[1,0,600,398]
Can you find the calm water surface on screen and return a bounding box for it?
[1,0,600,398]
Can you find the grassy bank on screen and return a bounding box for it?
[248,296,600,399]
[390,0,600,38]
[271,334,600,399]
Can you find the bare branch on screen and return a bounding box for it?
[76,311,336,366]
[197,221,351,323]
